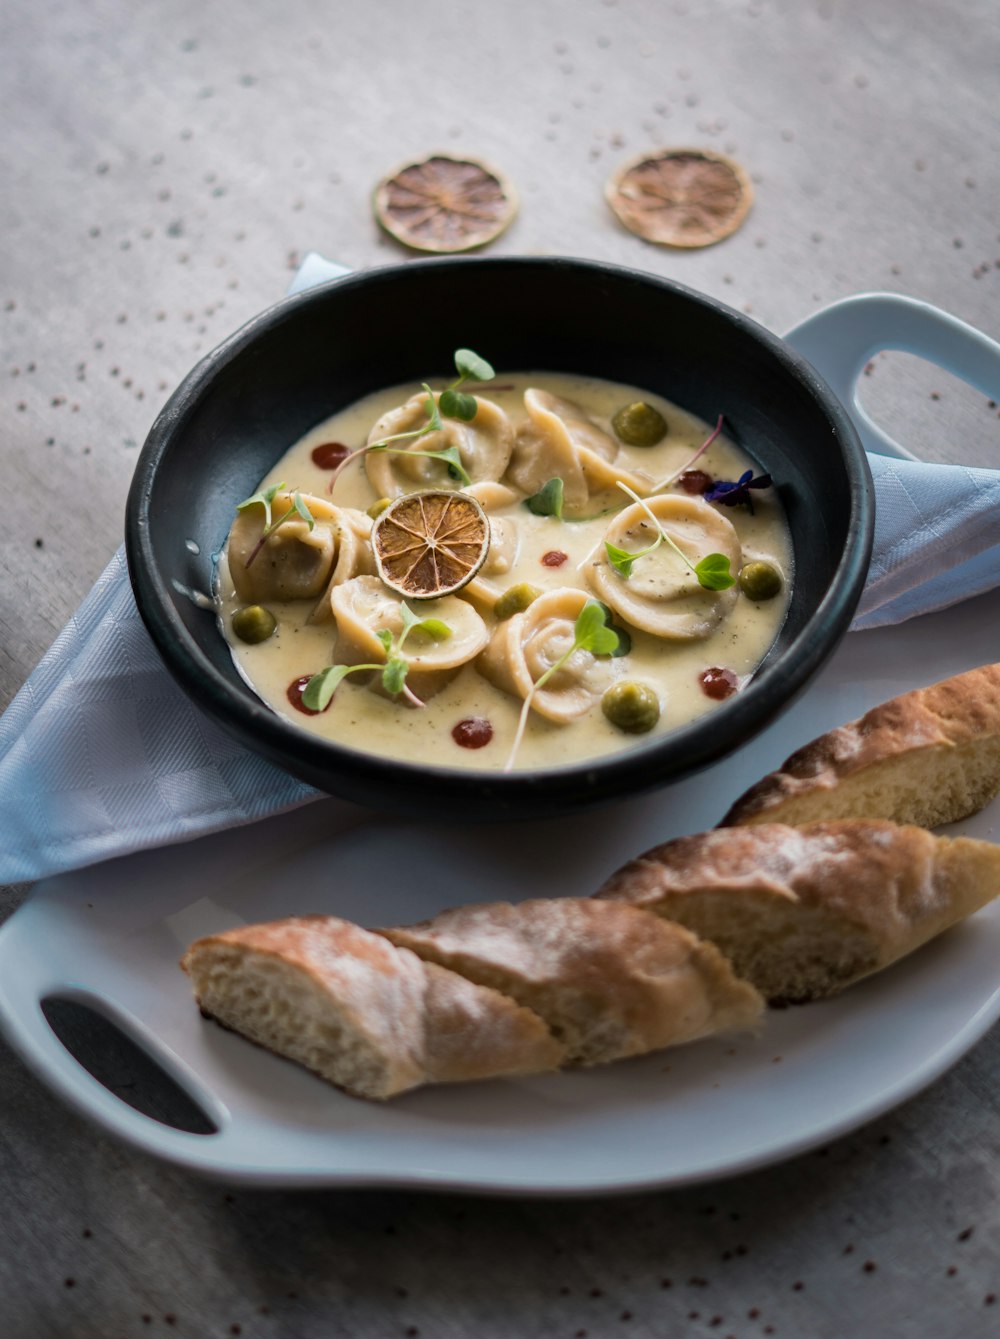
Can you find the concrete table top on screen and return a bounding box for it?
[2,1,1000,1335]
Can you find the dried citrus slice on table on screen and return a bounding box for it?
[373,153,518,253]
[606,147,753,248]
[372,490,491,599]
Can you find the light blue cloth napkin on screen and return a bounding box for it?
[1,253,998,886]
[854,452,1000,630]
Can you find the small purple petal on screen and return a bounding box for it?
[705,471,773,508]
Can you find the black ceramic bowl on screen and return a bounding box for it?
[126,257,873,821]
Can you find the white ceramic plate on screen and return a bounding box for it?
[2,589,1000,1195]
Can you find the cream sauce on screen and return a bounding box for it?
[216,373,793,771]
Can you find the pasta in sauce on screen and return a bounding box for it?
[216,372,793,772]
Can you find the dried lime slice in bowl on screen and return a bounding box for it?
[372,489,491,599]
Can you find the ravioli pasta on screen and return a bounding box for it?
[228,492,373,607]
[217,370,793,772]
[365,392,514,497]
[587,495,742,640]
[479,588,619,723]
[331,576,489,700]
[507,388,654,517]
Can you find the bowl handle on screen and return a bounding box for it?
[784,292,1000,460]
[0,934,234,1174]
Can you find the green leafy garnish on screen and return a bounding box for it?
[605,537,653,579]
[593,601,632,657]
[240,487,316,570]
[302,602,453,712]
[504,599,626,772]
[236,480,285,530]
[434,442,472,484]
[327,348,494,489]
[381,657,408,696]
[693,553,736,590]
[397,601,453,648]
[438,388,478,422]
[605,483,735,591]
[524,476,565,520]
[570,600,622,657]
[423,384,444,432]
[301,663,374,712]
[454,348,495,382]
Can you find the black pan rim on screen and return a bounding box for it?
[125,255,874,813]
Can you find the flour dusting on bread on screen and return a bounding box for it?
[596,821,1000,1003]
[721,662,1000,830]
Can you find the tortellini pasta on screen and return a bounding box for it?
[506,389,654,517]
[228,492,372,606]
[459,482,522,613]
[220,369,792,773]
[478,587,619,723]
[330,575,489,701]
[365,394,514,498]
[586,495,741,640]
[308,509,376,623]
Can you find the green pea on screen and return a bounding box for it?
[611,401,668,447]
[601,681,661,734]
[232,604,277,644]
[493,583,542,621]
[367,497,392,520]
[738,560,783,602]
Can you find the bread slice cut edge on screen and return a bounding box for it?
[181,916,566,1101]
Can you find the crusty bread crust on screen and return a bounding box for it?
[596,821,1000,1002]
[720,662,1000,830]
[181,915,563,1099]
[418,959,565,1083]
[379,898,763,1066]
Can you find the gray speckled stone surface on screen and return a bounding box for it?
[3,1,1000,1335]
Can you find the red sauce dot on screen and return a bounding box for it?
[679,469,713,494]
[541,549,568,567]
[311,441,351,469]
[452,717,493,749]
[287,675,328,715]
[699,666,739,700]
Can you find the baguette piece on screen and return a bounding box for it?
[379,898,763,1066]
[720,662,1000,830]
[596,821,1000,1004]
[181,916,565,1100]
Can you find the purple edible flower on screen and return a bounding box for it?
[704,469,773,511]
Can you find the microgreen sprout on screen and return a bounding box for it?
[652,415,725,490]
[439,347,496,420]
[237,480,285,529]
[504,599,624,772]
[327,348,496,489]
[593,601,632,657]
[237,485,317,569]
[523,476,565,520]
[301,602,453,712]
[605,483,736,591]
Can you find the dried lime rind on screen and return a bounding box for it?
[606,148,753,249]
[373,154,518,254]
[373,490,490,599]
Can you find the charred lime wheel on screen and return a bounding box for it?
[372,490,490,599]
[606,148,753,249]
[373,153,518,254]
